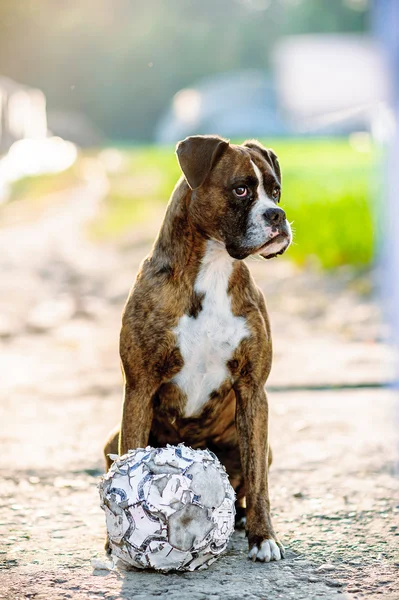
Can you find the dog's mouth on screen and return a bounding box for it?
[226,227,292,261]
[257,233,290,259]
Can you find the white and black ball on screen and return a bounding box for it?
[99,444,236,572]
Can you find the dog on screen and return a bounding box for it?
[104,135,292,563]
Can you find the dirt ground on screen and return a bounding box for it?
[0,182,398,599]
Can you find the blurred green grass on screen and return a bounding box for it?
[8,164,83,203]
[92,138,375,269]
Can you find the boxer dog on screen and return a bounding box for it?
[104,135,292,562]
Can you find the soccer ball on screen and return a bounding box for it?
[99,444,236,572]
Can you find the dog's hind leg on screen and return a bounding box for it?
[102,425,120,555]
[235,482,247,529]
[103,425,120,471]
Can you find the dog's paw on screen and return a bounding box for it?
[248,539,284,562]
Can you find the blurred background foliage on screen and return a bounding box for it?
[0,0,375,270]
[0,0,368,141]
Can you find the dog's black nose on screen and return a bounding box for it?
[263,207,286,225]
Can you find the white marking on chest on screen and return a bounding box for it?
[173,241,248,418]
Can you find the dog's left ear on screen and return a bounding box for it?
[243,140,281,184]
[176,135,229,190]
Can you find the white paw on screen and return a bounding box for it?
[248,539,283,562]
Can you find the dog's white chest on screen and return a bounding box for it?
[173,241,248,418]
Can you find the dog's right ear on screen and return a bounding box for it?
[243,140,281,184]
[176,135,229,190]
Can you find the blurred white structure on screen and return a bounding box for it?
[0,76,47,153]
[155,70,288,144]
[156,43,389,144]
[0,76,78,202]
[273,34,392,136]
[373,0,399,383]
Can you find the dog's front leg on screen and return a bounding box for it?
[235,384,284,562]
[119,379,155,456]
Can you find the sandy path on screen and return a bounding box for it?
[0,183,398,599]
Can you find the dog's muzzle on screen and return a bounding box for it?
[258,231,291,259]
[225,212,292,260]
[258,212,292,259]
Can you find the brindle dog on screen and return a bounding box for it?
[104,135,292,562]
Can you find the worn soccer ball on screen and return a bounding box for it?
[99,444,236,572]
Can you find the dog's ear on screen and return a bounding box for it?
[243,140,281,184]
[268,148,281,184]
[176,135,229,190]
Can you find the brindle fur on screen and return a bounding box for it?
[104,136,287,560]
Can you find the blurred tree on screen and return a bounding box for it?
[0,0,368,141]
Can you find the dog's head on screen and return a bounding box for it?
[176,135,292,260]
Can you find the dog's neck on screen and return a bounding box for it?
[151,178,224,279]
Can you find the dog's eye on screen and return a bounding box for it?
[272,187,280,202]
[233,186,248,198]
